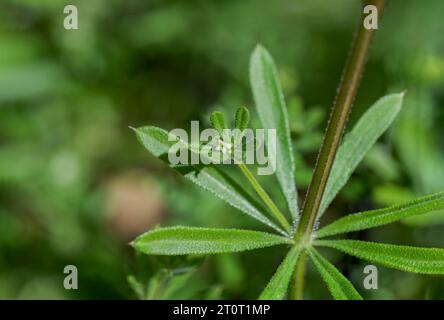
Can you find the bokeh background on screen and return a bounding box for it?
[1,0,444,299]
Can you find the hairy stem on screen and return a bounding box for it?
[290,250,308,300]
[238,163,291,232]
[290,0,388,300]
[295,0,387,244]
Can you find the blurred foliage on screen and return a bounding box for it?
[0,0,443,299]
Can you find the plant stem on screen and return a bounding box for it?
[290,0,387,301]
[290,250,308,300]
[295,0,387,244]
[238,162,291,232]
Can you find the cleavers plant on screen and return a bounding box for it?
[131,0,444,299]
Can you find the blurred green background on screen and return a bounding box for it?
[0,0,443,299]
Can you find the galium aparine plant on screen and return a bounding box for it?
[130,1,444,300]
[131,44,444,299]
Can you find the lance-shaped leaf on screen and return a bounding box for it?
[134,126,285,235]
[259,246,301,300]
[210,111,227,136]
[317,191,444,238]
[235,106,250,132]
[131,226,291,255]
[315,239,444,274]
[319,93,404,217]
[250,45,299,223]
[308,248,362,300]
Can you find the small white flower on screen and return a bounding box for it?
[216,139,232,155]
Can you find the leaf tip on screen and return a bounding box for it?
[235,106,250,131]
[393,91,406,110]
[252,43,271,59]
[253,43,264,52]
[210,111,227,135]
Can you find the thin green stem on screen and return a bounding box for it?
[238,162,291,232]
[290,250,308,300]
[295,0,387,244]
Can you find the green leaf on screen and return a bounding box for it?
[317,191,444,238]
[235,106,250,132]
[132,226,291,255]
[162,271,195,299]
[127,275,146,300]
[315,239,444,274]
[210,111,227,136]
[308,248,362,300]
[319,93,404,217]
[182,166,287,235]
[250,45,299,223]
[134,126,182,158]
[134,126,286,235]
[259,246,301,300]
